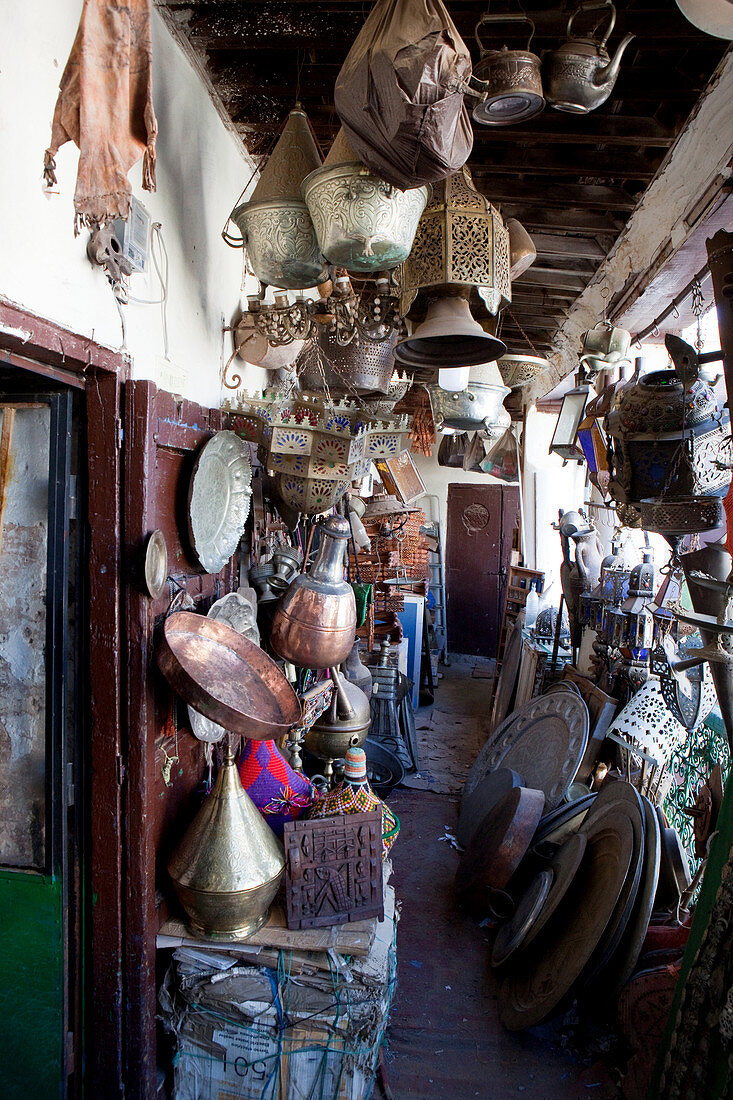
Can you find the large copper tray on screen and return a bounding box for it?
[157,612,301,739]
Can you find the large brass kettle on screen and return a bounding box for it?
[305,667,371,782]
[544,1,634,114]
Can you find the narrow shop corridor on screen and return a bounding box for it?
[383,658,613,1100]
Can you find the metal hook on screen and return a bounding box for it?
[634,339,642,350]
[652,325,660,338]
[672,305,680,319]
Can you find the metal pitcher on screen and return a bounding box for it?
[544,1,634,114]
[270,514,356,669]
[472,14,545,127]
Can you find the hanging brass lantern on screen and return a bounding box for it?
[395,167,511,370]
[168,744,285,939]
[399,166,512,319]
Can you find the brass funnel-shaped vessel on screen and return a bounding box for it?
[168,745,285,939]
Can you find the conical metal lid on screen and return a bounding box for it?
[250,106,323,203]
[168,751,284,893]
[324,127,359,167]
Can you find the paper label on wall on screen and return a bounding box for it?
[155,354,188,395]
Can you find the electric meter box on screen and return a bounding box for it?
[113,195,150,274]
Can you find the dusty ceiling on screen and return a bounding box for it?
[157,0,728,358]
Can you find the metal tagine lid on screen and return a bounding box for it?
[250,106,323,204]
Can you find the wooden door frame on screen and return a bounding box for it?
[124,381,236,1100]
[0,298,128,1095]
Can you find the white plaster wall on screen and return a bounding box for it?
[0,1,267,407]
[411,407,586,596]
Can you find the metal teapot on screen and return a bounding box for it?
[472,14,545,127]
[544,1,634,114]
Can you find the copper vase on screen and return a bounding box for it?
[270,515,356,669]
[168,746,285,940]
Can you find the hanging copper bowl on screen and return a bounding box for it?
[157,612,301,738]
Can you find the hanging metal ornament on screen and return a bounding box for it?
[224,106,328,291]
[302,129,430,275]
[394,167,511,372]
[605,335,731,533]
[650,635,710,731]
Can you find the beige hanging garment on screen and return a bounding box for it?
[43,0,157,227]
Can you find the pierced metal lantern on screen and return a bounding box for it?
[497,354,549,390]
[399,166,512,320]
[605,361,731,522]
[620,551,656,653]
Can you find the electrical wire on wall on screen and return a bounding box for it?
[96,218,171,359]
[125,221,171,359]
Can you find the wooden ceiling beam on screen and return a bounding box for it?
[513,270,587,293]
[470,149,658,181]
[162,2,717,43]
[528,233,606,261]
[496,205,624,237]
[473,115,674,147]
[471,178,637,210]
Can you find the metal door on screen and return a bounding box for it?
[0,390,80,1097]
[445,483,519,657]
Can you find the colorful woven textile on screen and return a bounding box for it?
[307,748,399,858]
[238,739,314,838]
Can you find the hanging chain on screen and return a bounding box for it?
[507,310,540,357]
[691,277,705,354]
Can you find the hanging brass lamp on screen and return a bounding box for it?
[395,166,510,370]
[395,296,505,369]
[168,742,285,940]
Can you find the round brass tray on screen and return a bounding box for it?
[606,796,662,999]
[465,691,589,813]
[144,529,168,599]
[492,870,554,969]
[157,611,301,739]
[522,831,587,949]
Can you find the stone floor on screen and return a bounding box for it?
[380,656,612,1100]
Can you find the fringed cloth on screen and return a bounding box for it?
[43,0,157,230]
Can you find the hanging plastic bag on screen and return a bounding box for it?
[334,0,474,190]
[438,431,469,467]
[480,428,518,482]
[462,431,487,472]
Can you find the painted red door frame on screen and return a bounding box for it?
[0,298,128,1095]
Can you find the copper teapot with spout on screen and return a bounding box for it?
[545,1,634,114]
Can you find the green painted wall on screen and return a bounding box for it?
[0,870,64,1097]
